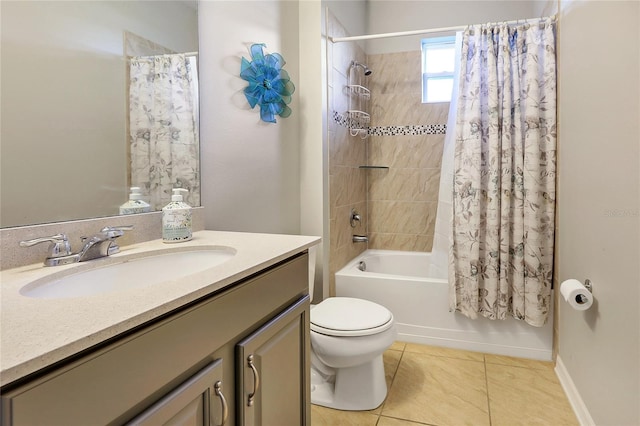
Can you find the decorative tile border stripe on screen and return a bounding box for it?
[332,111,447,136]
[368,124,446,136]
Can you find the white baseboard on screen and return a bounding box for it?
[397,330,552,361]
[555,355,596,426]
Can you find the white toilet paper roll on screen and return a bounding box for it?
[560,279,593,311]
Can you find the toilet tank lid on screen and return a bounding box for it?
[311,297,393,332]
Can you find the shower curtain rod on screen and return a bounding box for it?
[329,16,554,43]
[132,51,199,59]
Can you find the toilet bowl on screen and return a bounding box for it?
[310,297,397,411]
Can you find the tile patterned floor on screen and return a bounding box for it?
[311,342,579,426]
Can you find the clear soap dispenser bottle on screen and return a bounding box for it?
[119,187,151,215]
[162,188,192,243]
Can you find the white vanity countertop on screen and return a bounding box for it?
[0,230,320,387]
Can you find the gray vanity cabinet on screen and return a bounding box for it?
[1,252,311,426]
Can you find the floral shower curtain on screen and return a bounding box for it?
[449,18,556,327]
[129,54,200,210]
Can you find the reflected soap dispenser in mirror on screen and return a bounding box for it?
[119,187,151,215]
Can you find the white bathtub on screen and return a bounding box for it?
[335,249,553,360]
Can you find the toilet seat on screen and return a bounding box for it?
[310,297,394,337]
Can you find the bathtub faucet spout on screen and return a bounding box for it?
[352,235,368,243]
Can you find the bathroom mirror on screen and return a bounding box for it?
[0,0,199,228]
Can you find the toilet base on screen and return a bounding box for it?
[310,354,388,411]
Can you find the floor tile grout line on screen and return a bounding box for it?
[378,413,438,425]
[376,344,407,424]
[484,355,493,426]
[484,361,555,371]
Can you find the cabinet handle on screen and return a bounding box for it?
[247,354,260,407]
[214,381,228,426]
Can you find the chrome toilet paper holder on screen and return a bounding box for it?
[575,279,593,305]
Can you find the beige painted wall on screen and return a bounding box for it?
[300,0,326,302]
[199,1,301,235]
[199,0,327,299]
[557,1,640,424]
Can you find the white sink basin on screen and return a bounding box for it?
[20,247,236,299]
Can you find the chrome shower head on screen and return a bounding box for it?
[352,61,373,76]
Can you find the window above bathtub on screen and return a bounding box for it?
[421,36,456,103]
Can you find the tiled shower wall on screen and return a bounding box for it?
[327,12,368,296]
[327,16,451,295]
[367,51,449,252]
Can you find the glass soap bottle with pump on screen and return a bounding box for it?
[162,188,192,243]
[119,187,151,215]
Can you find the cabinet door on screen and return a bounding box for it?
[128,359,229,426]
[236,296,310,426]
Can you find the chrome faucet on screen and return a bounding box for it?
[77,226,133,262]
[350,209,362,228]
[19,234,78,266]
[20,225,133,266]
[352,235,369,243]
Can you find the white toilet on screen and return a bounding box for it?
[309,291,397,410]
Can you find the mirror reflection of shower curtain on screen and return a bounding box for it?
[432,32,462,279]
[129,54,200,210]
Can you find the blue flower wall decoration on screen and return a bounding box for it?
[240,43,295,123]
